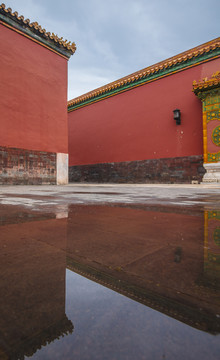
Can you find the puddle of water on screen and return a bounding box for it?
[0,204,220,359]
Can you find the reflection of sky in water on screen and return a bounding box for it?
[31,270,220,360]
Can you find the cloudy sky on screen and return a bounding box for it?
[5,0,220,100]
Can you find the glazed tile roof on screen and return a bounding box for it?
[68,37,220,110]
[4,314,73,359]
[0,3,76,58]
[193,71,220,94]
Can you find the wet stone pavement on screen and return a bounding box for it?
[0,184,220,360]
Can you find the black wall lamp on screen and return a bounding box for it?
[173,109,181,125]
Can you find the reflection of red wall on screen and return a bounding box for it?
[68,58,220,166]
[0,24,68,154]
[0,218,68,357]
[67,205,205,308]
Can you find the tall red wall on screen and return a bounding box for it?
[0,24,68,154]
[68,58,220,166]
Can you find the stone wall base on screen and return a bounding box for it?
[69,155,205,184]
[0,146,56,185]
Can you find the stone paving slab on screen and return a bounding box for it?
[0,183,220,210]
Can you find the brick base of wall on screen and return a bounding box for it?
[69,155,205,184]
[0,146,56,185]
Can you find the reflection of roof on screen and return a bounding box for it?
[0,3,76,59]
[193,71,220,95]
[2,314,73,360]
[67,257,220,335]
[68,37,220,111]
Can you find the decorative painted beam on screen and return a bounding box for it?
[193,71,220,182]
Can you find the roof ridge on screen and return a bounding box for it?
[0,3,76,56]
[68,37,220,108]
[193,70,220,94]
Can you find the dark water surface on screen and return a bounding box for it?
[0,203,220,359]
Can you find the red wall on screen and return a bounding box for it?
[0,24,68,154]
[68,58,220,166]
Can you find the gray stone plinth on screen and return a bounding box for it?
[203,162,220,183]
[57,153,68,185]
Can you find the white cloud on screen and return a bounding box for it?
[68,66,116,100]
[5,0,46,23]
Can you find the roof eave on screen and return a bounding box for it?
[68,38,220,111]
[0,4,76,59]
